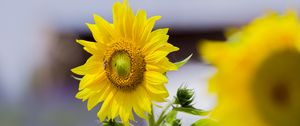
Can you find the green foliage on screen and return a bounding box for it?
[164,110,181,126]
[174,54,193,69]
[102,119,123,126]
[71,75,82,80]
[173,107,209,116]
[191,119,219,126]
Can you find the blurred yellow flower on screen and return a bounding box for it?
[71,0,178,125]
[200,11,300,126]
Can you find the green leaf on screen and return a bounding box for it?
[173,107,209,116]
[148,105,155,126]
[71,75,82,80]
[165,110,177,123]
[155,101,174,126]
[102,119,124,126]
[154,104,163,109]
[163,110,181,126]
[174,54,193,69]
[191,118,218,126]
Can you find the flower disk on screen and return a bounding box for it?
[104,40,145,90]
[200,11,300,126]
[71,0,179,125]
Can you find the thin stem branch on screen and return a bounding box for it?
[148,105,155,126]
[155,100,174,126]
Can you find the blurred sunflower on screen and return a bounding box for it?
[71,0,179,125]
[200,11,300,126]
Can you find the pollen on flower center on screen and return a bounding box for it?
[104,40,146,90]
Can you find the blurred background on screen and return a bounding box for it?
[1,0,300,125]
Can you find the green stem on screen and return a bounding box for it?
[155,100,174,126]
[148,105,155,126]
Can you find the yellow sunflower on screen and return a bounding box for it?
[200,11,300,126]
[71,0,179,125]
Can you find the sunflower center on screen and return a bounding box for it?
[271,82,289,106]
[111,51,131,77]
[104,40,146,90]
[252,50,300,126]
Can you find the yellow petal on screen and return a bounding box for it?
[87,93,102,111]
[136,86,152,113]
[86,23,103,43]
[145,83,169,95]
[149,93,168,102]
[110,91,120,119]
[131,91,147,119]
[123,2,134,39]
[87,81,110,102]
[98,82,115,101]
[146,85,168,102]
[97,88,116,121]
[112,1,122,24]
[159,58,178,71]
[71,56,102,75]
[140,16,161,44]
[93,14,114,43]
[133,104,147,119]
[146,58,177,73]
[132,10,147,43]
[78,71,106,90]
[144,71,168,85]
[113,1,125,37]
[76,40,98,54]
[143,34,169,54]
[118,92,132,126]
[75,89,94,101]
[199,41,228,65]
[158,43,179,53]
[148,28,169,39]
[126,92,135,121]
[145,50,169,63]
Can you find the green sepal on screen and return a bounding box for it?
[71,75,82,80]
[173,107,209,116]
[174,54,193,69]
[174,85,194,107]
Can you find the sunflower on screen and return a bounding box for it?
[200,11,300,126]
[71,0,179,125]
